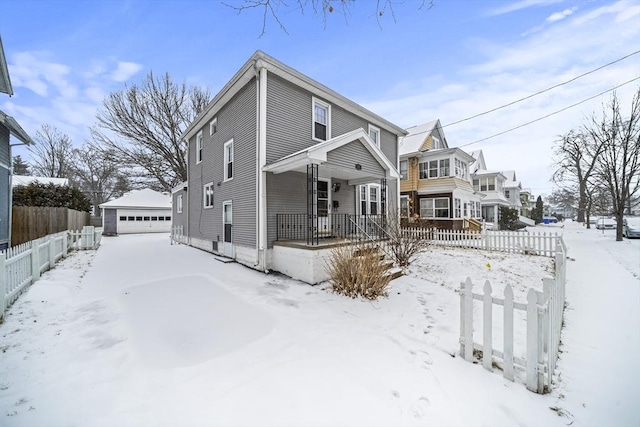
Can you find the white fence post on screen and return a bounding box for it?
[503,284,514,381]
[48,236,56,267]
[0,254,6,321]
[464,278,474,362]
[483,280,493,371]
[31,239,40,281]
[63,232,68,256]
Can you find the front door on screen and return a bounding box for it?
[316,179,331,235]
[222,201,233,257]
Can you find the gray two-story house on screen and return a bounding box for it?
[1,36,33,250]
[173,51,405,284]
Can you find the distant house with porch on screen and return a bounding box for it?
[1,36,34,250]
[173,51,405,284]
[398,120,482,230]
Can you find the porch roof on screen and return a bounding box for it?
[262,128,400,184]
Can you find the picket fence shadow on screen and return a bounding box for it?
[0,226,102,321]
[459,240,567,393]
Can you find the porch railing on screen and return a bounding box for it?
[276,214,387,245]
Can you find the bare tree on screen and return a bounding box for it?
[589,89,640,241]
[70,143,131,214]
[28,124,75,178]
[225,0,434,36]
[552,130,604,227]
[94,71,211,192]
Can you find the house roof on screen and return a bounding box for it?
[502,170,522,189]
[99,189,172,209]
[399,120,443,156]
[0,110,33,145]
[406,146,476,163]
[12,175,69,187]
[182,51,407,142]
[469,150,487,173]
[0,36,13,96]
[262,127,399,182]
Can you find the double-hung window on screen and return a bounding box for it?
[313,98,330,141]
[177,194,183,213]
[505,189,510,199]
[429,160,438,178]
[210,117,218,136]
[203,183,214,208]
[455,158,467,179]
[196,130,203,164]
[439,159,450,177]
[400,195,409,217]
[358,184,381,215]
[399,160,408,181]
[368,124,380,147]
[224,139,234,181]
[454,198,461,218]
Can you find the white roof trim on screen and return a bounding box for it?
[263,128,400,179]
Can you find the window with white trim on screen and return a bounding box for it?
[358,184,381,215]
[177,194,183,213]
[419,197,450,219]
[224,139,234,181]
[419,158,450,179]
[432,136,441,149]
[210,117,218,135]
[475,177,496,191]
[505,189,510,199]
[454,158,468,180]
[400,160,408,181]
[368,124,380,147]
[196,131,203,164]
[312,98,330,141]
[454,198,461,218]
[203,183,214,208]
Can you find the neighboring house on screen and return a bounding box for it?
[398,120,482,230]
[520,188,532,219]
[471,169,510,228]
[100,189,172,235]
[174,51,405,284]
[11,175,69,187]
[0,36,33,250]
[502,170,523,215]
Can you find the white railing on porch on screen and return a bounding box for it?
[403,228,564,258]
[170,225,186,245]
[459,241,567,393]
[0,226,102,321]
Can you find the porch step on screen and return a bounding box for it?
[214,256,234,264]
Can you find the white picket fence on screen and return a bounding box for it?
[459,240,567,393]
[0,226,102,321]
[403,227,564,258]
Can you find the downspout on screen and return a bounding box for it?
[185,138,190,245]
[254,60,268,271]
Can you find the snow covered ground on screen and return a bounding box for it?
[0,221,638,426]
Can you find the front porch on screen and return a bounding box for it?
[275,213,389,245]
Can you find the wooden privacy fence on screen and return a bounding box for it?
[11,206,90,246]
[403,227,564,258]
[459,241,567,393]
[0,226,102,321]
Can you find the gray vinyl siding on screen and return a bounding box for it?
[266,171,307,247]
[265,74,399,168]
[188,79,257,248]
[326,141,385,178]
[172,190,188,230]
[1,126,10,248]
[0,125,10,168]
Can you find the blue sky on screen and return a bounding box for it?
[1,0,639,195]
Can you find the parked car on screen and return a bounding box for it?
[595,218,617,230]
[543,216,558,224]
[623,217,640,238]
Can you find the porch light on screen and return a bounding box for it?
[355,163,362,170]
[332,182,341,192]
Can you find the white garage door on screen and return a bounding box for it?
[117,209,172,234]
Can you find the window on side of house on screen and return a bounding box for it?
[400,160,408,181]
[473,179,479,191]
[505,189,510,199]
[368,124,380,147]
[312,98,330,141]
[439,159,450,177]
[432,136,441,149]
[429,160,438,178]
[480,178,488,191]
[420,197,450,219]
[488,178,496,191]
[177,194,183,213]
[224,139,234,181]
[196,130,203,164]
[419,161,428,179]
[210,117,218,136]
[454,198,461,218]
[455,158,468,179]
[204,182,214,208]
[369,186,379,215]
[358,184,381,215]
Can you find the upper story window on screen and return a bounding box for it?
[368,124,380,147]
[224,139,234,181]
[399,160,408,181]
[210,117,218,136]
[196,131,203,164]
[454,158,468,180]
[505,189,511,199]
[419,158,450,179]
[313,97,331,141]
[432,136,442,149]
[474,177,496,191]
[203,182,214,208]
[176,194,183,213]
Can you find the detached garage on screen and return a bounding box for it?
[100,189,172,235]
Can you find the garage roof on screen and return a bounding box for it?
[99,188,171,209]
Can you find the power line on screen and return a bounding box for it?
[442,50,640,128]
[458,76,640,148]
